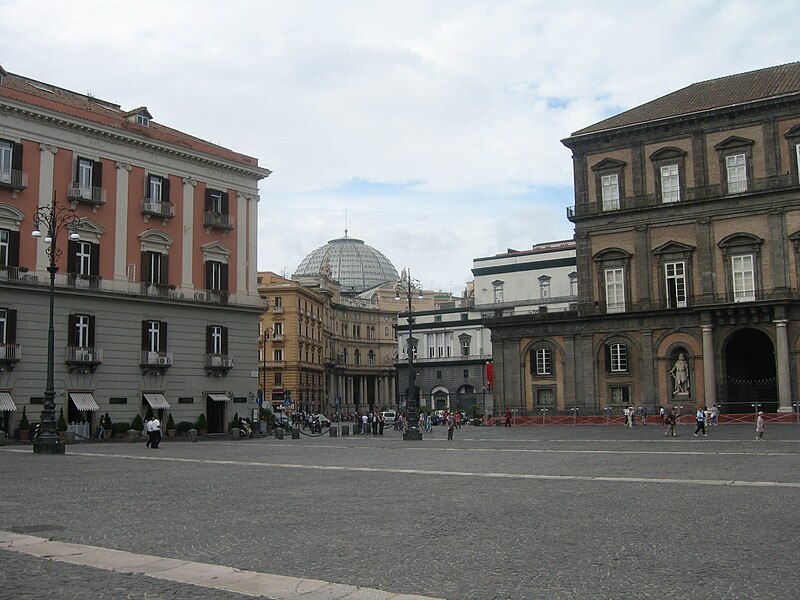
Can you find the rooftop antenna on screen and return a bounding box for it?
[344,208,348,237]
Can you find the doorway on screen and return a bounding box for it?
[724,328,777,413]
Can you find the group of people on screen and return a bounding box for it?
[144,415,161,448]
[357,411,386,435]
[623,406,649,427]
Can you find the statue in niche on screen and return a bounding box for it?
[670,353,690,395]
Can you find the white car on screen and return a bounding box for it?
[380,411,396,424]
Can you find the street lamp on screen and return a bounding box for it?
[395,269,423,441]
[604,406,612,426]
[570,406,580,425]
[31,191,80,455]
[540,407,548,426]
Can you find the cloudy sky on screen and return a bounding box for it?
[2,1,799,291]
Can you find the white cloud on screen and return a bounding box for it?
[2,0,799,289]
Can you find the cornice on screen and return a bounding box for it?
[0,100,271,181]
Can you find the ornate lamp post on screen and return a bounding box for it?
[395,269,423,441]
[31,191,79,455]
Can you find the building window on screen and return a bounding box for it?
[610,386,630,405]
[460,335,471,357]
[273,349,283,362]
[206,325,228,355]
[74,157,102,199]
[660,164,680,203]
[354,349,361,365]
[493,280,504,303]
[436,371,442,379]
[368,350,375,366]
[434,315,442,322]
[569,272,578,297]
[136,114,150,127]
[274,372,282,385]
[142,320,167,352]
[463,369,469,378]
[141,250,168,285]
[665,261,687,308]
[601,174,620,211]
[533,347,552,376]
[719,233,762,303]
[538,275,551,299]
[604,268,625,313]
[607,343,628,372]
[273,322,283,337]
[0,228,11,266]
[732,255,755,302]
[0,139,23,187]
[67,240,99,278]
[205,260,228,292]
[535,388,555,406]
[726,154,747,194]
[146,174,169,204]
[0,308,16,345]
[70,314,93,348]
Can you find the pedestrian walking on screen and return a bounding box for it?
[446,412,455,440]
[710,405,719,426]
[378,412,385,435]
[640,406,648,426]
[755,411,765,440]
[361,412,368,435]
[150,415,161,448]
[504,408,512,427]
[425,413,432,433]
[694,406,707,437]
[624,406,632,428]
[145,416,152,447]
[664,408,677,437]
[98,414,107,440]
[659,406,666,424]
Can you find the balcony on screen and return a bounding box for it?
[0,169,28,196]
[203,211,234,231]
[0,343,21,366]
[67,185,107,211]
[205,353,233,376]
[65,346,102,372]
[265,360,285,369]
[141,282,177,298]
[141,198,175,222]
[68,273,102,290]
[0,266,37,285]
[272,334,285,342]
[194,289,229,305]
[140,350,173,369]
[272,305,283,313]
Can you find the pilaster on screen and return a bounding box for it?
[35,144,57,272]
[774,319,792,412]
[113,162,132,284]
[181,178,196,290]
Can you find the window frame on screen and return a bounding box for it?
[718,233,762,303]
[591,158,627,212]
[607,342,628,373]
[714,136,754,196]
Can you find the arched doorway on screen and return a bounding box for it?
[724,328,777,413]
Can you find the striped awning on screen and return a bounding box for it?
[0,392,17,412]
[208,393,231,402]
[143,393,171,409]
[69,392,100,411]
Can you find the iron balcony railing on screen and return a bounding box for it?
[141,198,175,219]
[205,353,234,369]
[0,169,28,190]
[203,211,234,230]
[0,343,21,362]
[65,346,103,364]
[66,185,107,206]
[140,350,174,367]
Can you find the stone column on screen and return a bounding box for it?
[181,178,196,290]
[248,195,259,296]
[640,330,655,409]
[113,162,131,285]
[774,319,792,412]
[702,325,717,409]
[36,144,57,273]
[236,192,249,296]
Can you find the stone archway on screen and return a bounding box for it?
[724,328,777,413]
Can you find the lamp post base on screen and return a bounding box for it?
[403,427,423,441]
[33,433,65,455]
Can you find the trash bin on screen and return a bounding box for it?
[341,425,349,436]
[230,427,240,440]
[329,427,338,437]
[291,427,300,440]
[275,428,284,440]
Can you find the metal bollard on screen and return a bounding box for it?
[275,428,284,440]
[329,427,338,437]
[189,429,198,442]
[341,425,349,436]
[291,427,300,439]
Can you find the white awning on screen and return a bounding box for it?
[69,392,100,411]
[208,393,231,402]
[0,392,17,412]
[143,393,171,409]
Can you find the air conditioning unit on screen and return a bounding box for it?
[75,350,93,362]
[157,356,170,365]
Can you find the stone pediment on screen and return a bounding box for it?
[652,241,696,255]
[713,135,754,150]
[590,158,627,172]
[593,247,631,261]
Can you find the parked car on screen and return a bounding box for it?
[380,411,396,424]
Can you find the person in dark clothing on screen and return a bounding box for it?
[446,413,456,440]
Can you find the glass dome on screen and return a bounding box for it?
[294,234,399,294]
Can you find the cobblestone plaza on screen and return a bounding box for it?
[1,422,798,599]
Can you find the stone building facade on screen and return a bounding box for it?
[487,63,800,415]
[0,65,269,438]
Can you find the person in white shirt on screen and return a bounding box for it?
[149,416,161,448]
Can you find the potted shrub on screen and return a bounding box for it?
[18,407,30,441]
[230,412,239,432]
[176,421,193,436]
[195,413,208,435]
[112,422,130,439]
[57,408,68,440]
[130,414,144,435]
[166,413,176,438]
